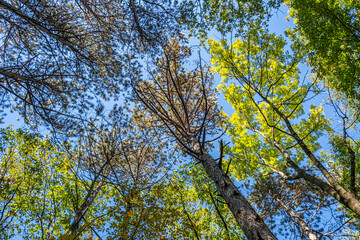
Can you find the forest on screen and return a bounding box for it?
[0,0,359,239]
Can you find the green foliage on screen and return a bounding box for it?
[203,1,360,235]
[0,127,108,239]
[180,0,282,41]
[174,163,243,239]
[2,0,360,239]
[286,0,360,102]
[208,32,329,180]
[333,137,359,188]
[286,0,360,201]
[0,127,69,238]
[0,125,244,238]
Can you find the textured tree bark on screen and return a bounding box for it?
[134,41,278,239]
[344,134,357,195]
[192,138,277,240]
[281,115,360,216]
[255,126,360,218]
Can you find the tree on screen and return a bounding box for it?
[252,174,344,239]
[0,124,246,239]
[0,118,173,239]
[180,0,282,40]
[134,38,277,239]
[0,0,179,130]
[2,0,360,239]
[60,113,181,239]
[208,24,360,231]
[286,0,360,205]
[286,0,360,101]
[0,127,93,239]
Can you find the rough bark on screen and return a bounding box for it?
[192,138,277,240]
[343,121,357,195]
[134,41,278,239]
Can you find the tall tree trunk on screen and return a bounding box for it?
[192,138,277,240]
[343,120,357,196]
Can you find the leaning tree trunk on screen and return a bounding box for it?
[65,175,107,237]
[259,92,360,217]
[192,138,277,240]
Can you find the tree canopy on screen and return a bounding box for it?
[0,0,360,239]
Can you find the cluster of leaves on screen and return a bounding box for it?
[0,125,246,239]
[286,0,360,101]
[209,31,329,180]
[0,127,105,239]
[180,0,282,40]
[203,0,360,238]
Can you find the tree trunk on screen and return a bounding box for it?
[257,91,360,217]
[192,138,277,240]
[275,197,318,240]
[65,176,107,237]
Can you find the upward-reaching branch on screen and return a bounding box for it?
[134,38,277,240]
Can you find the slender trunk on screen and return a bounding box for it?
[255,127,360,217]
[192,138,277,240]
[283,118,360,216]
[282,151,347,209]
[348,144,356,195]
[65,175,107,237]
[257,91,360,216]
[276,199,318,240]
[343,121,357,195]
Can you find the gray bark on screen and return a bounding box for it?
[192,138,277,240]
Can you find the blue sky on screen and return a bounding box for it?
[4,3,359,240]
